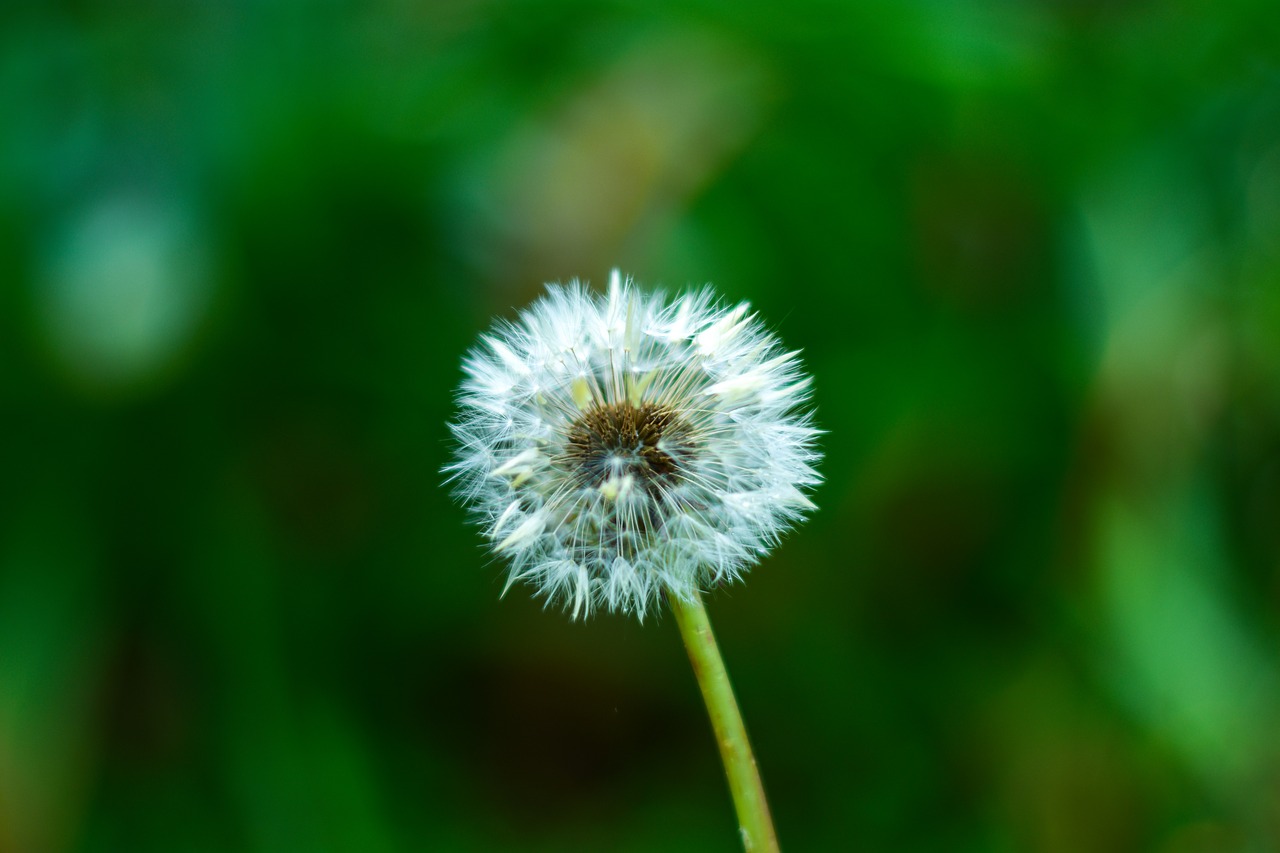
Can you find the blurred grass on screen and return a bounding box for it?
[2,1,1280,851]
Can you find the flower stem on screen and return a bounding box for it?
[668,589,780,853]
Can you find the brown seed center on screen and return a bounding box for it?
[564,402,693,490]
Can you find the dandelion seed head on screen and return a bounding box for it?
[445,270,821,619]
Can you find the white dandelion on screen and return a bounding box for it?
[446,269,820,620]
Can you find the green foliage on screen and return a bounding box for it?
[2,1,1278,850]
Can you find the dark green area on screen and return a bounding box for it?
[2,2,1279,851]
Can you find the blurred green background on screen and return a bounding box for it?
[3,1,1280,851]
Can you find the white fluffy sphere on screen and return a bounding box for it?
[446,271,821,619]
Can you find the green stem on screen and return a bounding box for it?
[668,588,780,853]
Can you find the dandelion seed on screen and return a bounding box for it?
[445,270,821,620]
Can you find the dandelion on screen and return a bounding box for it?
[446,269,820,618]
[446,270,820,852]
